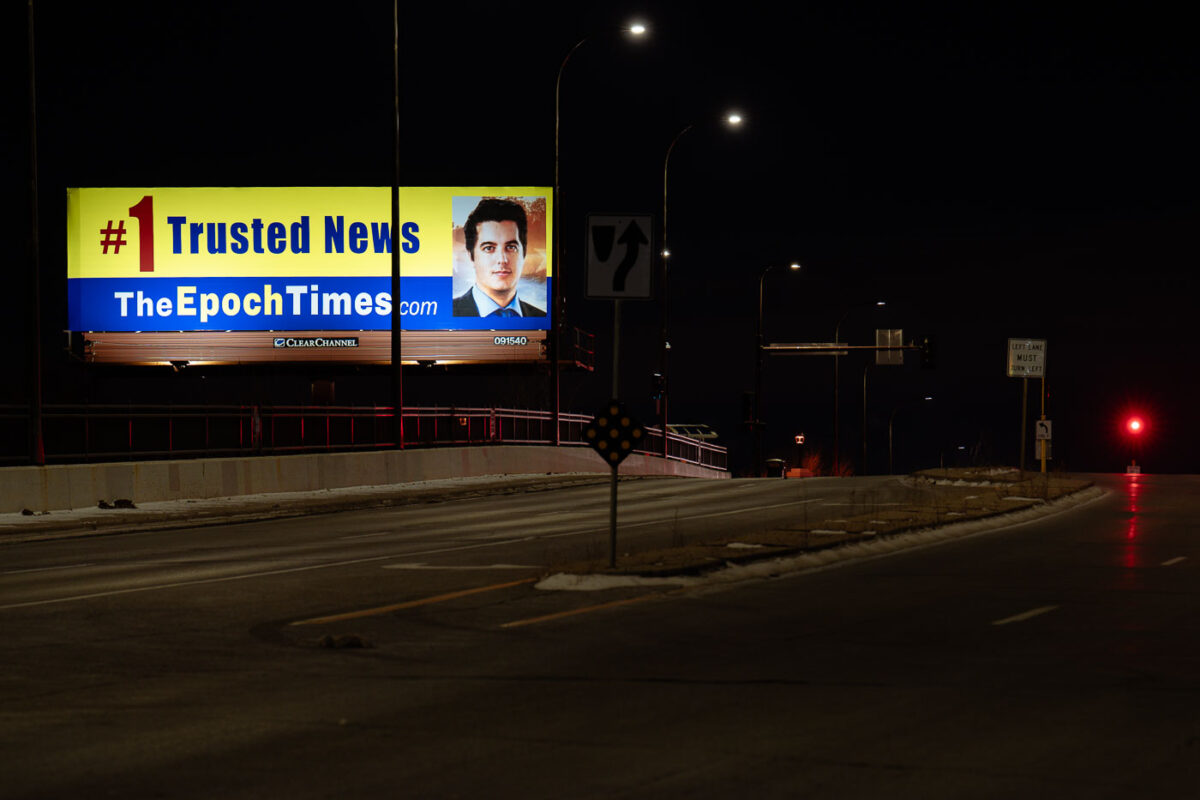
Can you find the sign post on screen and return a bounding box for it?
[1007,338,1047,472]
[584,213,654,562]
[584,401,645,568]
[1035,418,1052,471]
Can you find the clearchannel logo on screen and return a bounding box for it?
[272,337,360,348]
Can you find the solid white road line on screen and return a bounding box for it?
[2,563,93,576]
[1161,556,1188,567]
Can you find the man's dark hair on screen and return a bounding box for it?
[464,198,528,259]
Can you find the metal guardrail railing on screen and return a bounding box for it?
[0,404,727,471]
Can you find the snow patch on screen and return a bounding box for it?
[536,573,697,591]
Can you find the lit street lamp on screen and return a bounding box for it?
[754,261,802,476]
[660,111,743,457]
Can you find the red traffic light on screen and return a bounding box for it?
[1125,416,1145,435]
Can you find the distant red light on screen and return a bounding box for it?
[1126,417,1144,435]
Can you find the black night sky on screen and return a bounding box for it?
[6,2,1198,474]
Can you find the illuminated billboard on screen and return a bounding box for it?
[67,187,552,365]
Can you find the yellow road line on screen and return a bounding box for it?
[500,593,659,629]
[291,577,537,626]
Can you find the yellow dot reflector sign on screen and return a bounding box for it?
[583,399,645,467]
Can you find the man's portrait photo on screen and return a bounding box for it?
[452,196,548,318]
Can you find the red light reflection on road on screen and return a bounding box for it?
[1122,475,1142,569]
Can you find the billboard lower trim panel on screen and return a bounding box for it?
[82,330,548,365]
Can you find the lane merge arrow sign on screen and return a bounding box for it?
[586,214,654,299]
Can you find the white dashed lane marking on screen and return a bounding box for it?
[992,605,1060,626]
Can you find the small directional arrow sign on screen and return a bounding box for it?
[586,214,654,299]
[584,400,645,466]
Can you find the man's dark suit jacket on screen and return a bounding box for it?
[453,291,546,318]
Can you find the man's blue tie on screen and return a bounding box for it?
[490,307,518,318]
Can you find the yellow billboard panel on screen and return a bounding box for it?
[67,187,552,336]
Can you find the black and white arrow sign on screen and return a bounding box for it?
[586,214,654,299]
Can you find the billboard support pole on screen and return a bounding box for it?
[390,0,404,449]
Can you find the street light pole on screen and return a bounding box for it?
[661,112,742,459]
[390,0,404,449]
[554,22,646,443]
[26,0,44,466]
[552,37,584,444]
[659,123,692,458]
[755,262,801,476]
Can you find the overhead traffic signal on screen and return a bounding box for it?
[918,335,935,369]
[1125,416,1145,436]
[651,372,665,400]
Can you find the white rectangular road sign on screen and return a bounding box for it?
[1035,419,1052,440]
[586,215,654,299]
[1007,338,1047,377]
[876,328,903,365]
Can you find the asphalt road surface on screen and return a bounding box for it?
[2,473,1197,798]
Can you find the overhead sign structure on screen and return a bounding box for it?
[1007,338,1047,377]
[585,215,653,299]
[67,187,552,365]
